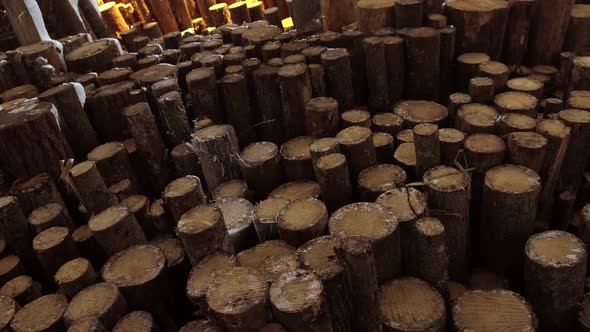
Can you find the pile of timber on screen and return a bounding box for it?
[1,0,590,331]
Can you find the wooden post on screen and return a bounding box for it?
[277,198,327,247]
[334,236,381,332]
[468,77,495,104]
[304,97,339,137]
[1,0,50,45]
[502,0,534,65]
[156,91,191,147]
[377,277,446,331]
[10,294,68,331]
[177,204,228,264]
[402,27,440,101]
[438,26,456,102]
[0,100,72,179]
[527,0,575,65]
[230,1,252,24]
[525,231,587,330]
[171,0,193,30]
[451,290,536,331]
[493,91,538,118]
[414,123,440,179]
[70,161,118,214]
[206,267,270,330]
[559,109,590,191]
[278,63,312,140]
[248,1,266,22]
[28,203,73,234]
[342,30,368,106]
[64,282,127,328]
[412,217,449,294]
[280,136,315,181]
[456,103,499,134]
[162,176,206,222]
[187,68,222,122]
[54,258,96,299]
[423,166,470,282]
[320,0,354,31]
[355,0,395,34]
[252,199,288,241]
[33,226,80,277]
[79,0,112,38]
[481,164,540,283]
[395,0,424,28]
[447,92,472,121]
[321,48,353,111]
[330,202,400,282]
[506,132,548,173]
[102,245,176,330]
[456,53,491,92]
[144,0,179,33]
[336,126,376,178]
[87,142,140,191]
[239,142,283,200]
[373,132,394,164]
[363,37,389,113]
[209,3,232,27]
[191,124,242,191]
[99,2,129,34]
[186,252,237,310]
[314,153,352,212]
[221,73,256,146]
[439,128,465,166]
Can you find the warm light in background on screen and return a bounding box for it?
[282,17,293,31]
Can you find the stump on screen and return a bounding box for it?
[0,275,41,306]
[355,0,395,34]
[377,277,446,331]
[88,205,147,256]
[335,126,377,178]
[277,198,327,247]
[525,231,587,330]
[493,91,538,118]
[10,294,68,332]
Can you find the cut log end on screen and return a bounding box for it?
[10,294,68,332]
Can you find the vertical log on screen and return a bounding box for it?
[314,153,352,212]
[355,0,395,34]
[335,126,377,178]
[321,48,353,111]
[88,204,147,255]
[395,0,424,28]
[221,73,256,146]
[414,123,440,179]
[527,0,575,65]
[559,109,590,191]
[1,0,49,45]
[363,37,389,113]
[10,294,68,331]
[402,27,440,101]
[278,63,312,140]
[33,227,80,277]
[187,68,222,122]
[162,175,206,222]
[239,142,283,200]
[506,132,548,173]
[145,0,180,33]
[502,0,535,66]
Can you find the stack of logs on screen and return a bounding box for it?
[1,0,590,331]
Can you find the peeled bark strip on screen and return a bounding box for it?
[363,37,389,113]
[178,205,228,264]
[270,270,331,331]
[506,132,548,173]
[525,231,587,330]
[481,165,540,283]
[321,48,353,111]
[88,205,147,255]
[206,267,270,330]
[70,161,118,214]
[124,103,170,193]
[355,0,395,34]
[452,290,536,331]
[423,166,471,282]
[334,236,381,332]
[336,126,377,178]
[0,100,72,179]
[191,125,242,191]
[66,40,121,74]
[102,245,175,330]
[502,0,535,65]
[10,294,68,332]
[378,277,446,331]
[278,63,312,140]
[527,0,575,65]
[33,226,80,276]
[414,123,441,179]
[55,258,96,299]
[163,176,206,222]
[330,202,400,282]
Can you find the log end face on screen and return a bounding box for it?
[484,164,540,194]
[11,294,68,332]
[101,244,166,288]
[526,230,587,268]
[329,202,398,241]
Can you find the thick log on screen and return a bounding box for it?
[502,0,535,65]
[468,77,495,104]
[527,0,575,65]
[357,164,406,201]
[320,0,355,32]
[64,282,127,329]
[178,205,228,264]
[54,258,96,299]
[321,48,354,111]
[99,2,129,34]
[10,294,68,331]
[278,64,312,140]
[88,204,146,255]
[314,153,352,212]
[66,40,122,74]
[79,0,112,38]
[494,91,538,118]
[395,0,423,28]
[498,113,536,135]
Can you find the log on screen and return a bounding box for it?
[373,132,395,164]
[456,103,499,134]
[277,198,327,247]
[278,63,312,139]
[342,30,368,105]
[122,195,156,239]
[498,113,536,135]
[383,36,405,106]
[67,317,106,332]
[527,0,576,65]
[209,3,232,27]
[565,4,590,55]
[468,77,495,104]
[525,231,587,330]
[334,236,381,332]
[402,27,440,101]
[439,128,465,166]
[310,137,340,164]
[28,203,73,234]
[162,176,206,222]
[247,1,266,22]
[191,125,242,191]
[144,0,179,33]
[186,252,237,310]
[426,14,446,28]
[304,97,339,137]
[395,0,423,28]
[412,217,449,294]
[0,197,34,270]
[355,0,395,34]
[70,161,118,214]
[280,136,315,181]
[451,290,536,331]
[8,173,66,217]
[0,84,38,102]
[507,77,544,99]
[229,1,252,24]
[33,226,80,277]
[559,109,590,191]
[187,68,222,122]
[221,73,256,146]
[414,123,440,179]
[252,199,289,241]
[177,205,228,264]
[423,166,471,282]
[0,256,25,286]
[320,0,355,32]
[239,142,283,200]
[335,126,376,178]
[372,113,403,137]
[10,294,68,331]
[99,2,129,34]
[357,164,406,201]
[206,267,270,330]
[87,142,140,190]
[447,92,472,121]
[54,258,96,299]
[17,41,62,73]
[0,275,41,306]
[98,68,132,86]
[79,0,111,38]
[456,53,491,92]
[502,0,535,65]
[330,202,400,282]
[102,245,175,330]
[66,40,122,74]
[393,100,449,128]
[123,103,171,193]
[481,164,541,283]
[88,204,147,255]
[1,0,49,45]
[171,0,193,30]
[264,7,282,27]
[506,132,548,173]
[321,48,353,111]
[269,181,321,202]
[0,99,72,179]
[38,83,100,159]
[439,26,456,101]
[63,282,127,328]
[314,153,352,212]
[377,277,446,331]
[493,91,538,118]
[113,311,157,332]
[156,91,191,147]
[270,270,331,330]
[363,36,389,113]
